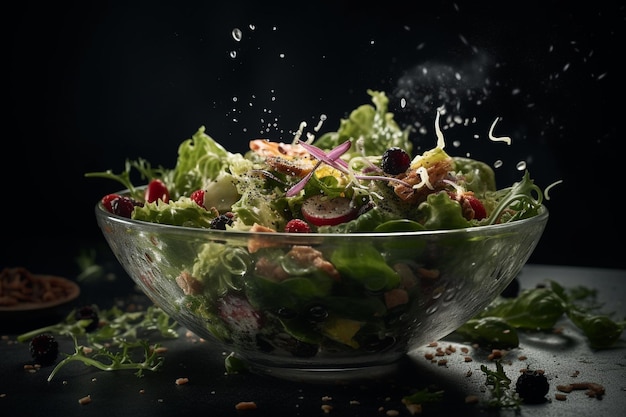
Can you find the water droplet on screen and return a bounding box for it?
[279,53,285,58]
[400,98,407,108]
[229,50,237,59]
[231,28,242,42]
[516,160,527,171]
[452,140,461,147]
[443,288,456,302]
[249,24,255,31]
[494,160,503,168]
[232,96,238,103]
[426,305,438,315]
[432,286,445,300]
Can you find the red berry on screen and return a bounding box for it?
[190,189,206,208]
[217,294,263,334]
[448,192,487,221]
[467,195,487,220]
[285,219,311,233]
[145,179,170,203]
[101,194,121,213]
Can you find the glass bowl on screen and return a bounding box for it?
[95,198,548,383]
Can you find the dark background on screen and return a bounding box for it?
[5,1,625,275]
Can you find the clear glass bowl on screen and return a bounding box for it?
[95,198,548,383]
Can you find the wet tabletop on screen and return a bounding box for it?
[1,264,624,417]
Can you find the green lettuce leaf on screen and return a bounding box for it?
[314,89,413,158]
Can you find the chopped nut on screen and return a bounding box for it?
[78,395,92,405]
[465,395,479,404]
[235,401,258,410]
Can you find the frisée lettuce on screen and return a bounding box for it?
[87,89,544,233]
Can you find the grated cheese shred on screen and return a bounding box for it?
[412,166,435,190]
[544,179,563,200]
[434,106,446,149]
[488,117,512,145]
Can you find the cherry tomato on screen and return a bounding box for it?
[145,179,170,203]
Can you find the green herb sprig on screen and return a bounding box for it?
[480,360,521,409]
[47,336,164,382]
[18,305,179,381]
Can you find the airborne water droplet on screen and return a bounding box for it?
[232,28,243,42]
[229,51,237,59]
[494,160,503,168]
[516,160,527,171]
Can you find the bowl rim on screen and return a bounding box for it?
[95,190,548,238]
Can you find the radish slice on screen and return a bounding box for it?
[301,195,358,226]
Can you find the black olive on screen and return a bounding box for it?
[275,306,298,320]
[306,304,328,323]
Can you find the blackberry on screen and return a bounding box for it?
[381,147,411,175]
[29,333,59,365]
[111,195,143,218]
[75,305,100,332]
[516,369,549,403]
[305,304,328,323]
[210,212,234,230]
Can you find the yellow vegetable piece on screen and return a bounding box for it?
[321,317,363,348]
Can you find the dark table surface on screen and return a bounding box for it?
[1,263,624,416]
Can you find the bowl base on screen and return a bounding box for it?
[239,354,407,384]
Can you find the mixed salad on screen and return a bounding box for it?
[90,90,543,233]
[88,90,546,359]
